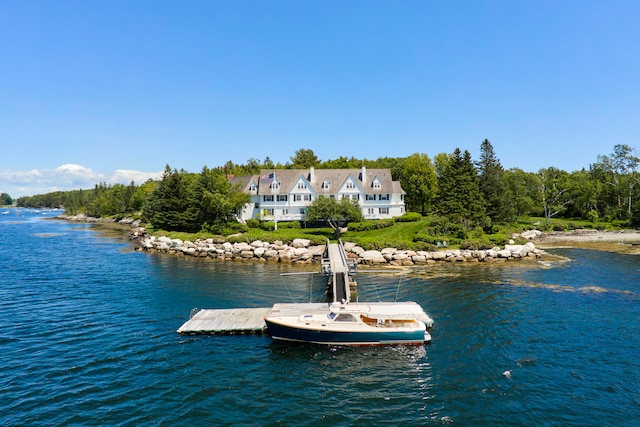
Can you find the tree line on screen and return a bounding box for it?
[16,142,640,231]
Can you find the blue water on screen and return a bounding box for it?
[1,209,639,426]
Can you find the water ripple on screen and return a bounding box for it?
[2,215,639,425]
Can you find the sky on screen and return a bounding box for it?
[1,1,639,198]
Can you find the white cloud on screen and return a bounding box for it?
[0,165,163,198]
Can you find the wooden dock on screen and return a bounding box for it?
[177,307,272,335]
[178,240,356,336]
[177,303,331,335]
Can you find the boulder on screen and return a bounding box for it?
[292,238,311,248]
[343,242,356,252]
[360,250,386,264]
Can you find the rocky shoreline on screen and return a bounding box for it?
[60,213,640,262]
[128,227,543,265]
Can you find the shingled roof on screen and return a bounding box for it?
[249,167,404,196]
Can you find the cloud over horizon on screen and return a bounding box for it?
[0,164,163,198]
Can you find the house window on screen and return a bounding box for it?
[277,195,287,202]
[379,208,389,215]
[250,182,257,191]
[366,194,375,201]
[299,208,306,214]
[266,209,274,215]
[254,202,260,208]
[367,208,375,215]
[346,181,355,189]
[264,195,273,202]
[297,182,305,189]
[282,209,288,215]
[270,182,280,190]
[372,178,381,189]
[304,194,311,201]
[379,194,390,201]
[322,179,330,189]
[329,195,335,199]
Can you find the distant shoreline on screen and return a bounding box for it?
[531,229,640,255]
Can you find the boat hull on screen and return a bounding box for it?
[265,318,428,346]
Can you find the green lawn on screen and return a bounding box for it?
[147,215,623,251]
[342,218,427,241]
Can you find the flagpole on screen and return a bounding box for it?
[273,169,278,231]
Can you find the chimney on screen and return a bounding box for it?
[309,166,315,183]
[361,166,367,184]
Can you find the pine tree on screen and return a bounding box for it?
[145,165,199,231]
[437,148,486,228]
[477,139,513,224]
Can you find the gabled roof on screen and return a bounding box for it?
[253,168,403,196]
[229,175,256,193]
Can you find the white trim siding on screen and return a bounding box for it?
[231,167,406,222]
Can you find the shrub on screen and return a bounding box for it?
[260,221,276,231]
[612,219,629,229]
[219,222,249,235]
[586,210,599,223]
[460,238,492,250]
[395,212,422,222]
[413,232,438,245]
[277,221,301,229]
[246,219,261,229]
[347,219,395,232]
[202,221,249,236]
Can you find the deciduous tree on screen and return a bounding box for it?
[305,196,363,239]
[401,153,437,215]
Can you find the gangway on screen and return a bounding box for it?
[321,240,357,303]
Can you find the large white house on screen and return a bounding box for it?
[231,166,406,222]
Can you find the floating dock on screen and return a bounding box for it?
[178,240,358,335]
[177,303,331,335]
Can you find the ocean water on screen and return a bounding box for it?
[1,209,639,426]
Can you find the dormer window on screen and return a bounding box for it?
[270,181,280,190]
[250,182,257,191]
[322,179,330,189]
[372,177,381,189]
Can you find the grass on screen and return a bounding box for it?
[144,215,626,251]
[342,218,428,241]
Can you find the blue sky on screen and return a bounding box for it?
[1,1,639,198]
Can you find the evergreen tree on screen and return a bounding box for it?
[144,165,199,232]
[437,148,486,229]
[192,166,251,230]
[477,139,513,224]
[290,148,320,168]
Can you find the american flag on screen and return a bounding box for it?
[260,173,275,184]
